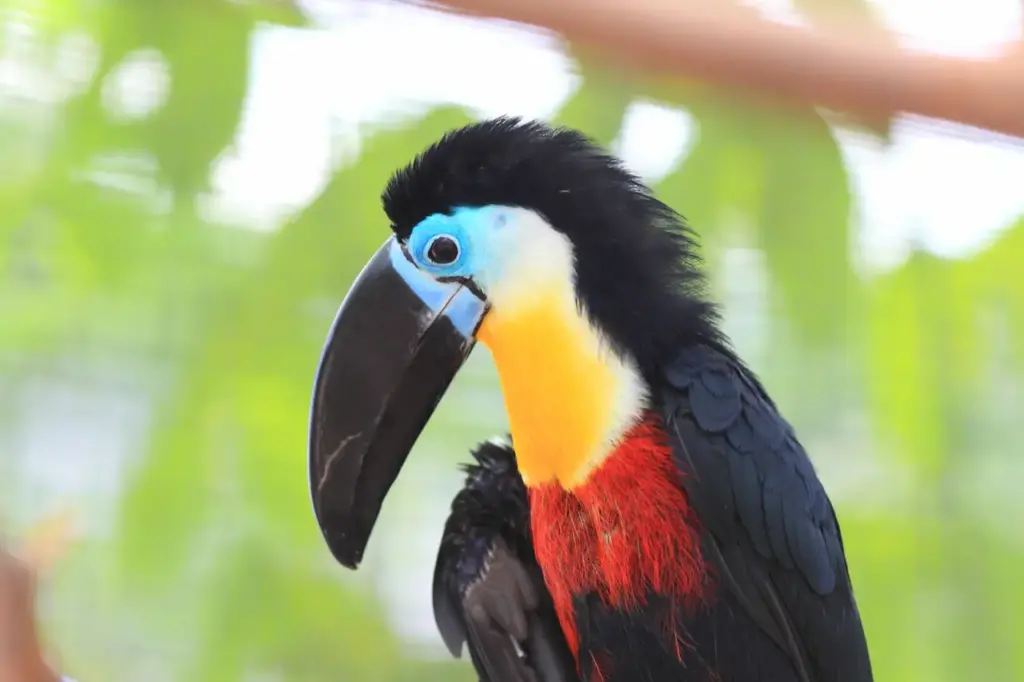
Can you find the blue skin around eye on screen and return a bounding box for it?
[408,205,507,279]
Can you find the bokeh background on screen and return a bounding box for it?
[2,0,1023,680]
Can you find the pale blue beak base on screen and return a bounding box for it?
[386,237,489,339]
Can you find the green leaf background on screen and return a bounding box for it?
[1,1,1021,681]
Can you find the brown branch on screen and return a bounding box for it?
[435,0,1024,138]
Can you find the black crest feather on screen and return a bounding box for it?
[381,116,728,380]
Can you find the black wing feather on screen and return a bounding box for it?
[432,440,579,682]
[661,345,873,682]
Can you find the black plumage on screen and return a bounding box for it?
[434,440,578,682]
[384,117,873,681]
[660,346,871,681]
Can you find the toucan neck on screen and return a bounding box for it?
[477,286,648,489]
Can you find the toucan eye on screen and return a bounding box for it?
[425,234,461,266]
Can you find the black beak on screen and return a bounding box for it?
[308,236,488,569]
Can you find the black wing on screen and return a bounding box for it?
[660,345,873,682]
[433,439,579,682]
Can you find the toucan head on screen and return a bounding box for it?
[309,117,720,569]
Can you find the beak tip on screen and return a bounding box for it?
[311,497,372,570]
[332,546,363,571]
[320,534,365,571]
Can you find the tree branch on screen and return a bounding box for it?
[435,0,1024,138]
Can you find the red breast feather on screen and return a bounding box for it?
[528,415,708,658]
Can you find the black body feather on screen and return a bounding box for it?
[390,117,874,681]
[434,440,579,682]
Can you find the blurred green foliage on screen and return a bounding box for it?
[1,1,1022,681]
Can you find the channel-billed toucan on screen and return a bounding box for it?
[308,118,873,682]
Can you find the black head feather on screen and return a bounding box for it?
[381,116,728,380]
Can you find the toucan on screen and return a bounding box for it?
[307,117,874,682]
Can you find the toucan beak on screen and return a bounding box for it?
[308,236,488,569]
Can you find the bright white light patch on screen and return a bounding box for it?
[615,101,696,183]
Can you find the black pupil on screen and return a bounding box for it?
[427,236,459,265]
